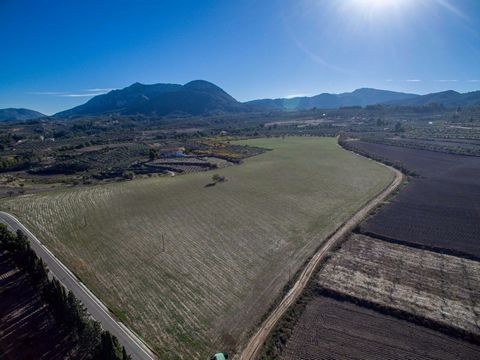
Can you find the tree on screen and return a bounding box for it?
[212,174,225,183]
[96,331,122,360]
[122,347,132,360]
[122,171,134,180]
[394,122,404,133]
[148,148,158,161]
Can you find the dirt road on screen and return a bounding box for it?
[237,163,403,360]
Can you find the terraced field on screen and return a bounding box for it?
[0,137,394,359]
[318,234,480,337]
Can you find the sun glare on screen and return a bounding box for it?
[350,0,409,13]
[353,0,399,8]
[340,0,413,23]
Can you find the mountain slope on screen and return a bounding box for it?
[0,108,45,121]
[125,80,245,116]
[55,80,246,117]
[55,82,183,117]
[388,90,480,107]
[247,88,419,110]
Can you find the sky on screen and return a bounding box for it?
[1,0,480,115]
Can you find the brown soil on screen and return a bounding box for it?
[281,296,480,360]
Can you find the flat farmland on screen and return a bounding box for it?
[0,137,394,359]
[318,234,480,337]
[350,140,480,259]
[281,296,480,360]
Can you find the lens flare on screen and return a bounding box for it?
[349,0,409,13]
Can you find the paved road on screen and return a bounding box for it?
[0,211,156,360]
[238,164,404,360]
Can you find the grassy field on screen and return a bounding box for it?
[318,234,480,336]
[0,137,394,359]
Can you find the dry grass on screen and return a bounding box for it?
[0,137,393,359]
[318,234,480,336]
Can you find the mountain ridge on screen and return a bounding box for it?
[55,80,245,118]
[246,88,420,110]
[52,81,480,118]
[0,108,45,121]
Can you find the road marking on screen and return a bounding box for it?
[0,211,156,360]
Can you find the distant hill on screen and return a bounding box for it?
[0,108,45,121]
[387,90,480,107]
[55,80,246,117]
[246,88,420,110]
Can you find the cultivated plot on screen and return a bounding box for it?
[281,295,480,360]
[318,234,480,336]
[0,137,394,358]
[350,140,480,259]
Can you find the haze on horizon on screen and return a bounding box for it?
[1,0,480,115]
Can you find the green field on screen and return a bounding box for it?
[1,137,394,359]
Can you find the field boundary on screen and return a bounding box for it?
[317,286,480,345]
[237,146,403,360]
[358,230,480,262]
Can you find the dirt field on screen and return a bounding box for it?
[0,137,394,359]
[0,252,73,359]
[349,140,480,259]
[281,295,480,360]
[318,234,480,336]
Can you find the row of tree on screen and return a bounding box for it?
[0,224,131,360]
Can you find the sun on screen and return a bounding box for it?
[349,0,409,13]
[353,0,399,8]
[345,0,411,18]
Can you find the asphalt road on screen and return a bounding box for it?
[0,211,156,360]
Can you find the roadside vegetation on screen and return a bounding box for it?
[0,224,131,360]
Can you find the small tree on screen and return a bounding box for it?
[394,122,404,133]
[148,148,158,161]
[122,347,132,360]
[212,174,225,183]
[122,171,134,180]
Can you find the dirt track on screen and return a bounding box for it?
[237,161,403,360]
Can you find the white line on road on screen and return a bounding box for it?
[0,211,156,360]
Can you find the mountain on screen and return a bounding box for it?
[0,108,45,121]
[246,88,420,110]
[54,83,480,118]
[55,80,246,117]
[387,90,480,107]
[125,80,245,116]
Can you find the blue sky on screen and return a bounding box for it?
[1,0,480,115]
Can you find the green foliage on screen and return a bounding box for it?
[148,148,158,161]
[211,173,225,183]
[395,121,405,133]
[0,224,130,360]
[122,171,135,180]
